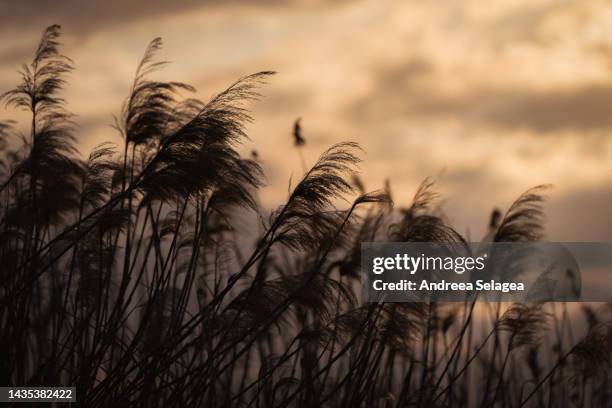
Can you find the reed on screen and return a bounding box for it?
[0,26,610,407]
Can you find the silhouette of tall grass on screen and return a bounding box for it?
[0,26,610,407]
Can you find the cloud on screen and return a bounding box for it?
[478,85,612,132]
[546,186,612,241]
[349,73,612,132]
[0,1,202,36]
[0,0,346,39]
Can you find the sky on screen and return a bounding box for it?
[1,0,611,240]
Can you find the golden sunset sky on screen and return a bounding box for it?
[1,0,611,240]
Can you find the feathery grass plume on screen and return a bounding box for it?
[293,118,305,147]
[567,324,612,405]
[489,208,502,229]
[324,305,374,343]
[206,157,265,213]
[292,118,308,173]
[117,38,195,147]
[498,303,550,350]
[79,143,119,209]
[390,178,465,243]
[482,185,551,288]
[271,142,361,250]
[2,25,72,117]
[332,205,389,280]
[135,72,272,204]
[1,25,81,226]
[227,271,356,335]
[521,321,612,407]
[569,324,612,379]
[482,304,551,406]
[377,303,427,351]
[523,257,565,303]
[494,184,551,242]
[284,272,357,321]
